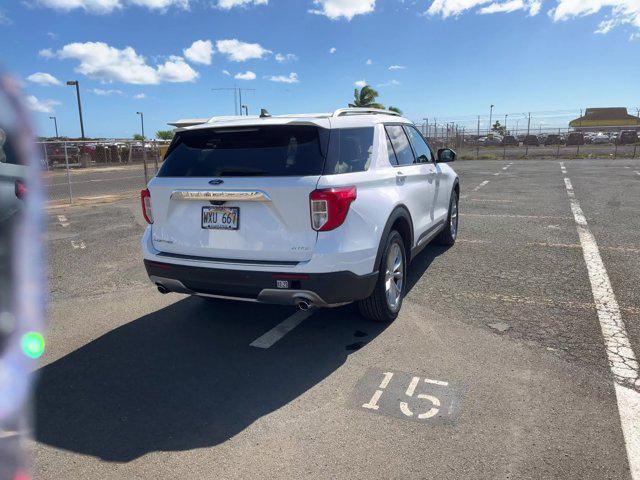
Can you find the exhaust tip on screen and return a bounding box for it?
[156,284,169,294]
[297,299,312,311]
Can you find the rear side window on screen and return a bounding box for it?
[158,125,328,177]
[385,125,415,166]
[404,126,433,163]
[324,127,374,174]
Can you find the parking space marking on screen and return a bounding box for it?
[249,309,315,349]
[461,213,570,220]
[635,171,640,177]
[44,174,142,187]
[71,240,86,249]
[355,369,462,424]
[561,165,640,480]
[57,215,69,227]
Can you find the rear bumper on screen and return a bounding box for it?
[144,260,378,307]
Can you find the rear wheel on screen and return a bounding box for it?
[435,189,458,246]
[357,230,406,322]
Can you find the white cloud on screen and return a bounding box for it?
[388,64,405,70]
[25,95,61,113]
[134,92,147,99]
[35,0,189,14]
[329,47,337,53]
[216,0,267,9]
[39,48,55,58]
[56,42,198,84]
[275,52,298,62]
[378,79,400,87]
[427,0,541,17]
[27,72,62,86]
[0,8,11,25]
[222,69,231,75]
[216,39,271,62]
[183,39,213,65]
[631,32,640,40]
[366,58,373,65]
[551,0,640,35]
[354,79,367,87]
[46,32,58,39]
[265,72,299,83]
[310,0,375,20]
[91,88,123,95]
[234,70,256,80]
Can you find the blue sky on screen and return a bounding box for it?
[1,0,639,138]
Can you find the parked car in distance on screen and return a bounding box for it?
[141,108,460,322]
[43,143,81,168]
[592,132,610,145]
[617,130,638,145]
[545,134,563,146]
[566,132,585,146]
[523,135,539,146]
[501,135,519,146]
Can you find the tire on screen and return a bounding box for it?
[357,230,406,323]
[435,189,459,246]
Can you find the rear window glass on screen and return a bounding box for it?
[323,127,374,174]
[158,125,328,177]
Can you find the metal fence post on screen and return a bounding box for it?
[613,139,618,160]
[556,128,561,159]
[633,142,637,159]
[142,141,149,184]
[43,143,49,170]
[153,140,159,173]
[63,141,73,204]
[476,116,480,160]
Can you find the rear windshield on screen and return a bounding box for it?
[158,125,329,177]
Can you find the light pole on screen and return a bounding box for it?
[423,117,429,137]
[242,105,249,116]
[66,80,85,140]
[504,114,508,135]
[136,111,145,141]
[49,116,59,138]
[489,104,494,133]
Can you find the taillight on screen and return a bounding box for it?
[310,186,357,231]
[141,188,154,224]
[15,180,26,200]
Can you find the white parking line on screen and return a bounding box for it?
[249,309,315,349]
[44,174,142,187]
[635,171,640,177]
[57,214,69,227]
[561,165,640,480]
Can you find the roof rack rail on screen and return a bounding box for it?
[332,107,401,117]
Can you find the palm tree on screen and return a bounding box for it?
[388,106,403,115]
[349,85,385,109]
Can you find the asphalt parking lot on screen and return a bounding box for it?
[34,158,640,479]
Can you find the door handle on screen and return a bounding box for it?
[396,171,406,178]
[396,171,406,185]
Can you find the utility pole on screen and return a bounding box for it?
[527,112,532,135]
[489,104,494,132]
[212,87,255,115]
[66,80,85,139]
[423,117,429,137]
[242,105,249,116]
[136,111,145,140]
[504,114,508,134]
[49,116,59,138]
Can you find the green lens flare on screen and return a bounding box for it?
[21,331,45,359]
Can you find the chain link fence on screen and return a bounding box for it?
[38,140,170,204]
[418,123,639,160]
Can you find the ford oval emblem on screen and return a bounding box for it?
[209,179,224,185]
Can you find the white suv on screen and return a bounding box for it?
[141,108,459,322]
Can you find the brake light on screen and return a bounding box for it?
[15,180,26,200]
[310,186,357,231]
[141,188,154,224]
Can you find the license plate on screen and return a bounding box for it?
[202,206,239,230]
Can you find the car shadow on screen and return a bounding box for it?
[405,243,452,295]
[34,297,389,462]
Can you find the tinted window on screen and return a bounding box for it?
[404,126,433,163]
[324,127,374,174]
[158,125,328,177]
[385,131,398,166]
[385,125,415,166]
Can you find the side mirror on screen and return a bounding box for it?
[437,148,456,163]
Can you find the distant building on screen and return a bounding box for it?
[569,107,640,132]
